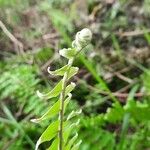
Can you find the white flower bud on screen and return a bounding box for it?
[72,28,92,50]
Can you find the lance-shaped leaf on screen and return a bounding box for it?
[46,138,58,150]
[59,48,77,59]
[65,82,76,96]
[35,120,59,150]
[47,65,79,79]
[35,121,68,150]
[31,94,72,123]
[47,65,69,76]
[68,67,79,79]
[47,120,79,150]
[64,120,80,144]
[71,140,82,150]
[67,109,82,120]
[65,133,78,150]
[37,79,75,100]
[37,80,62,99]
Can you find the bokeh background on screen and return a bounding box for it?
[0,0,150,150]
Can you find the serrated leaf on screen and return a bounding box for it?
[104,102,124,123]
[59,48,77,59]
[37,80,62,99]
[124,100,150,122]
[31,95,71,123]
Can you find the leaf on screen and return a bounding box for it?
[47,127,71,150]
[141,70,150,94]
[118,113,130,150]
[47,65,79,79]
[31,94,71,123]
[124,100,150,122]
[46,138,58,150]
[64,119,80,144]
[81,115,104,128]
[47,65,69,76]
[46,120,80,150]
[68,67,79,79]
[35,120,59,150]
[59,48,77,59]
[65,82,76,96]
[71,140,82,150]
[67,109,82,120]
[35,121,68,150]
[65,133,78,150]
[104,102,124,123]
[127,85,139,101]
[37,80,62,99]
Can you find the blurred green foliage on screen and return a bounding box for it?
[0,0,150,150]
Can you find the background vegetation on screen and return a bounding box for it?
[0,0,150,149]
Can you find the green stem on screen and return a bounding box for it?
[58,45,88,150]
[58,58,74,150]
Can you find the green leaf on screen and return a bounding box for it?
[71,140,82,150]
[65,82,76,96]
[64,120,80,144]
[104,102,124,123]
[118,113,130,150]
[31,95,71,123]
[59,48,77,59]
[37,80,62,99]
[67,109,82,120]
[141,70,150,94]
[47,65,79,79]
[65,133,78,150]
[124,100,150,122]
[35,120,59,150]
[46,138,58,150]
[47,65,69,76]
[127,85,139,101]
[36,121,68,150]
[68,67,79,79]
[46,121,79,150]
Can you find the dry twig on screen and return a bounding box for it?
[0,20,24,55]
[116,29,150,37]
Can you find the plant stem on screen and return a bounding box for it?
[58,45,88,150]
[58,58,74,150]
